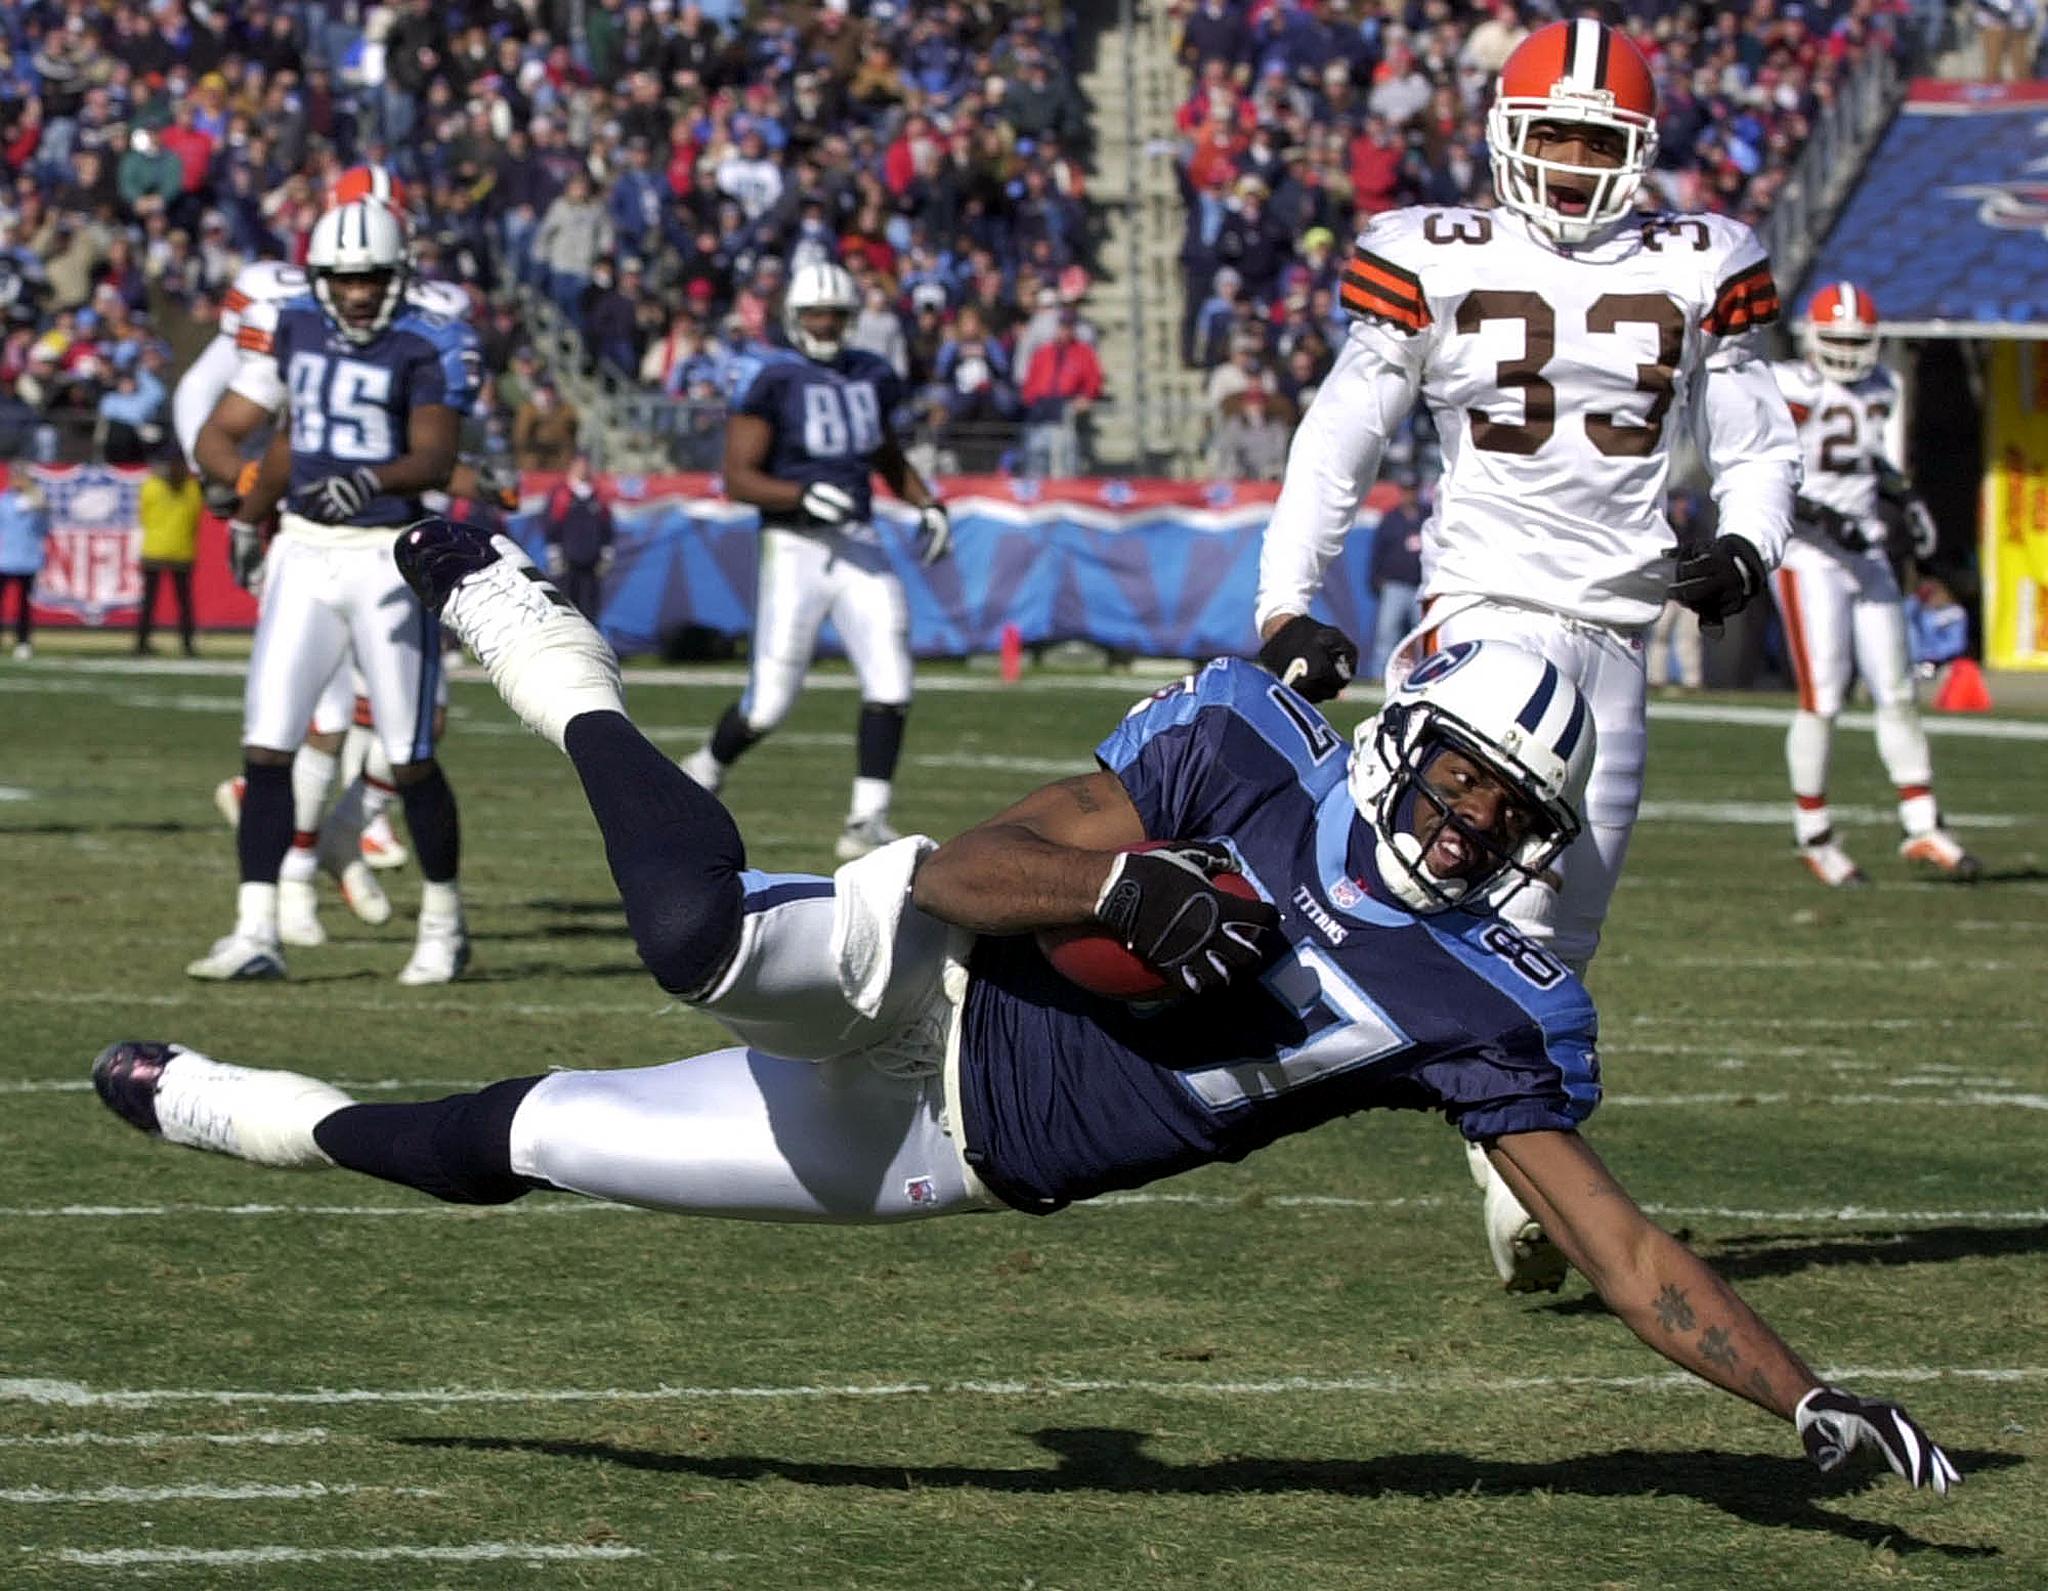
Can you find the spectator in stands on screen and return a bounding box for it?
[543,454,616,624]
[935,304,1017,462]
[0,472,49,660]
[580,260,641,378]
[1206,328,1270,426]
[850,283,908,378]
[1366,479,1427,683]
[1020,307,1104,479]
[533,170,613,320]
[513,380,581,472]
[135,447,200,657]
[95,345,167,466]
[1209,385,1291,482]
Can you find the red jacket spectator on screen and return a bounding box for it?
[1021,321,1104,420]
[1348,122,1405,215]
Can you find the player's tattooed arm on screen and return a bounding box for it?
[912,772,1149,934]
[1489,1131,1821,1419]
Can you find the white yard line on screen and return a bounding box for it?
[0,1428,331,1449]
[4,1367,2043,1412]
[0,1481,437,1504]
[50,1543,645,1568]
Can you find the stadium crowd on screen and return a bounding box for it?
[1170,0,1922,475]
[0,0,1105,475]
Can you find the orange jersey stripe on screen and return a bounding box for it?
[235,326,273,353]
[1341,251,1430,331]
[222,287,252,314]
[1705,261,1780,336]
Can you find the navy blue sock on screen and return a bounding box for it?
[708,701,763,766]
[398,763,461,883]
[563,710,747,996]
[856,702,908,781]
[312,1076,547,1204]
[238,760,294,884]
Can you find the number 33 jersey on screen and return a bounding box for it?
[955,658,1600,1215]
[1280,205,1797,629]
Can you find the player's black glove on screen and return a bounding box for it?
[227,519,266,591]
[1094,841,1281,997]
[800,481,856,526]
[916,502,952,566]
[297,465,382,524]
[1796,1386,1960,1494]
[1258,614,1358,703]
[1667,534,1766,623]
[201,476,242,516]
[1794,497,1863,553]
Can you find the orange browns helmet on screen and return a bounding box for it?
[1802,281,1882,383]
[1487,18,1660,246]
[332,164,410,213]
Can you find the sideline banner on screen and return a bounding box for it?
[1982,343,2048,670]
[7,471,1394,662]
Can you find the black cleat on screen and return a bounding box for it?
[91,1041,181,1136]
[394,516,501,614]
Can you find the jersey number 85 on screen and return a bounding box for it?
[287,352,397,463]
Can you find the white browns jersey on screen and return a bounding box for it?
[1770,359,1904,529]
[171,260,309,461]
[226,276,475,421]
[1257,205,1801,631]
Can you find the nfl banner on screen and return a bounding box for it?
[28,462,145,625]
[1982,343,2048,670]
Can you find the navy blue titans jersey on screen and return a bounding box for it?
[956,659,1601,1215]
[729,344,903,525]
[268,295,480,527]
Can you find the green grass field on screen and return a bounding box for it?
[2,649,2045,1588]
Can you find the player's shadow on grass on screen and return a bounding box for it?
[521,896,629,916]
[405,1429,2012,1557]
[0,819,216,836]
[1540,1225,2047,1305]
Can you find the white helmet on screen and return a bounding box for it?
[1347,640,1593,915]
[306,200,408,345]
[783,261,859,362]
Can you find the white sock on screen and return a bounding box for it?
[1786,710,1831,814]
[154,1049,351,1168]
[279,841,319,885]
[1899,790,1940,836]
[849,777,892,823]
[234,881,279,942]
[291,745,338,834]
[1794,801,1833,847]
[339,718,372,788]
[1875,703,1935,818]
[419,878,463,923]
[363,740,396,821]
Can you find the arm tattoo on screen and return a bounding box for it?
[1652,1284,1696,1333]
[1698,1325,1739,1372]
[1060,777,1101,814]
[1745,1367,1774,1406]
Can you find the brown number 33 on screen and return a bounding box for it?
[1455,290,1685,458]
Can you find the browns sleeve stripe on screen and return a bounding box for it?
[1341,248,1430,331]
[1705,259,1780,336]
[235,326,273,353]
[222,287,251,314]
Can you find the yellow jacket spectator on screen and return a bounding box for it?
[136,453,202,656]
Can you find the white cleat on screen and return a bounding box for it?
[408,527,623,751]
[277,879,328,948]
[93,1041,349,1168]
[397,913,471,986]
[1900,827,1982,881]
[335,858,392,925]
[213,775,244,828]
[835,815,902,862]
[359,811,410,871]
[1468,1138,1567,1294]
[185,932,286,982]
[1797,835,1870,889]
[679,746,725,793]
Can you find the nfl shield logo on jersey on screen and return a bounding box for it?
[904,1176,937,1206]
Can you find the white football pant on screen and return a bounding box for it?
[243,523,442,766]
[1398,599,1647,976]
[740,525,912,731]
[507,864,999,1222]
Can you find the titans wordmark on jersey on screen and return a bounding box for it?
[957,659,1600,1215]
[236,295,481,528]
[729,345,904,526]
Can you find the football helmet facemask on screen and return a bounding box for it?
[1802,280,1882,383]
[307,200,408,345]
[1488,19,1660,246]
[784,261,860,362]
[1348,640,1593,914]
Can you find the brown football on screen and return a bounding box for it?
[1036,844,1260,1000]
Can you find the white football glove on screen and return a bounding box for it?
[916,502,952,566]
[1796,1386,1960,1495]
[800,481,856,526]
[227,519,267,592]
[298,465,382,524]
